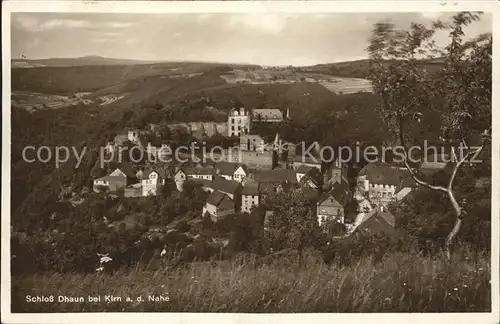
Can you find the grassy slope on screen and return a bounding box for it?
[11,62,257,95]
[12,250,490,312]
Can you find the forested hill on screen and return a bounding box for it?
[304,58,445,79]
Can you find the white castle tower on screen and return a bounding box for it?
[228,107,251,137]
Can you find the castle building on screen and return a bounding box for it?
[228,107,251,137]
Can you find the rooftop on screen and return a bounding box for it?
[358,163,415,188]
[252,169,298,184]
[210,176,241,194]
[253,108,283,120]
[242,181,260,195]
[206,190,235,210]
[215,162,246,176]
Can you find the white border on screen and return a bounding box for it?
[1,1,499,324]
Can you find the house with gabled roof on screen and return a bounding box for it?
[174,167,187,192]
[93,175,127,193]
[186,166,215,181]
[241,180,260,214]
[215,162,248,183]
[317,193,345,226]
[252,108,284,123]
[296,165,323,189]
[353,206,396,237]
[325,158,349,187]
[141,168,168,196]
[207,176,241,200]
[357,162,415,207]
[250,168,298,197]
[202,190,235,222]
[316,179,350,226]
[111,163,137,180]
[93,163,138,193]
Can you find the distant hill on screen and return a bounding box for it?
[303,58,445,79]
[11,56,161,68]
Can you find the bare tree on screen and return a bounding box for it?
[367,12,492,258]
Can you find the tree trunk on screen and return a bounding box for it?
[444,190,463,260]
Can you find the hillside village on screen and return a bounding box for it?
[90,103,446,239]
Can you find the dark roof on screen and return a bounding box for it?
[317,192,343,208]
[242,182,260,195]
[210,176,241,194]
[206,191,235,210]
[207,190,226,205]
[252,108,283,120]
[318,179,350,207]
[361,208,396,227]
[116,163,136,178]
[191,178,212,187]
[358,163,415,188]
[253,169,298,184]
[355,210,396,236]
[215,162,245,176]
[143,167,169,179]
[186,166,214,176]
[299,167,323,186]
[218,195,235,210]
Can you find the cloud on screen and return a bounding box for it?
[105,22,134,28]
[227,14,288,34]
[15,15,39,31]
[172,32,183,38]
[125,38,138,44]
[197,14,213,23]
[39,19,91,30]
[14,14,135,33]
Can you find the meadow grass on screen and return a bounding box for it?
[11,249,490,313]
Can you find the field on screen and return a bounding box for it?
[11,249,490,312]
[221,69,373,94]
[320,77,373,95]
[11,91,92,112]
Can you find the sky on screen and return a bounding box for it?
[11,12,492,66]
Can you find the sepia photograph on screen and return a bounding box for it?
[1,1,499,323]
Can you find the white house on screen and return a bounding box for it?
[187,166,215,181]
[202,190,235,222]
[215,162,248,183]
[174,168,187,192]
[228,107,251,137]
[241,181,260,213]
[357,163,415,207]
[141,170,167,196]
